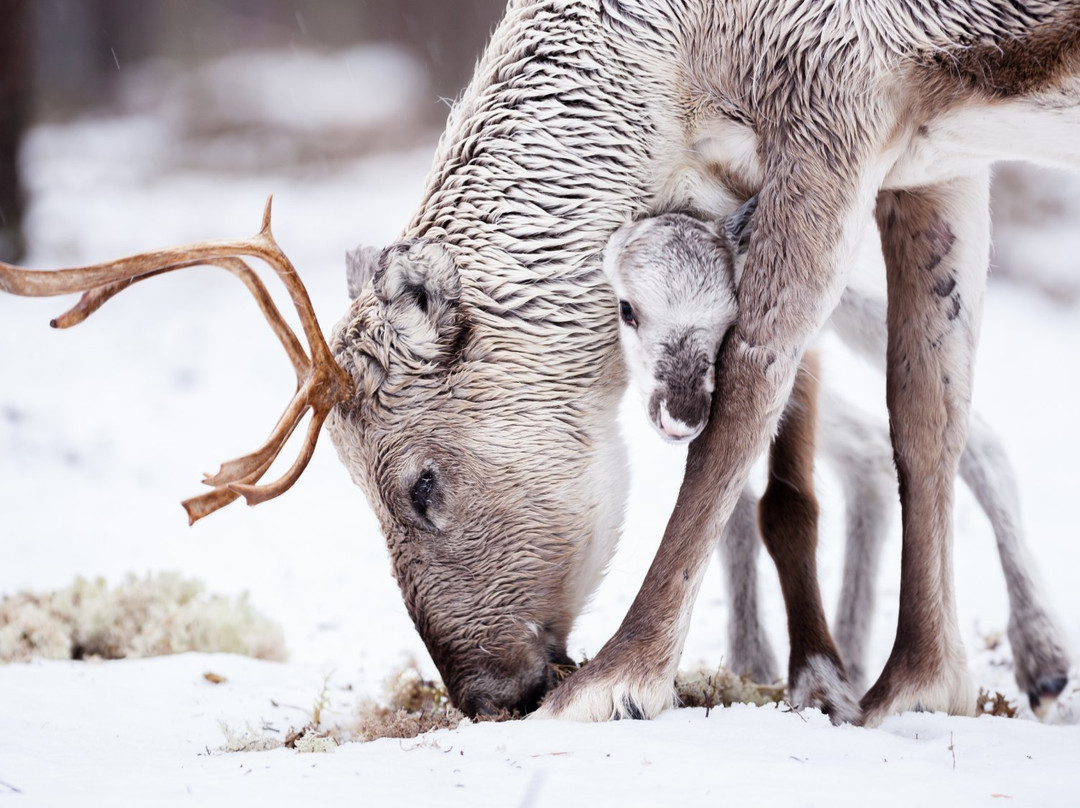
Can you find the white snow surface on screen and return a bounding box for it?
[2,47,1080,807]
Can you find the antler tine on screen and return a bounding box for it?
[202,385,309,487]
[180,393,312,524]
[0,197,355,523]
[245,197,346,387]
[180,405,326,523]
[182,487,243,526]
[50,257,308,376]
[192,197,354,516]
[230,406,331,505]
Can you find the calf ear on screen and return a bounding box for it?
[372,239,464,362]
[720,195,759,256]
[346,246,382,299]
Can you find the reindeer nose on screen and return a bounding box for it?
[457,670,557,718]
[452,645,571,718]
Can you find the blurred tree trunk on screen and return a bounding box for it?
[0,0,28,262]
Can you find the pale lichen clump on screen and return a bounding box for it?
[0,572,286,663]
[220,722,286,754]
[674,666,785,712]
[293,732,338,753]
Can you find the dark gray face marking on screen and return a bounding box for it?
[650,330,713,432]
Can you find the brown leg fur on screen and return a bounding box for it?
[860,173,989,725]
[759,352,859,724]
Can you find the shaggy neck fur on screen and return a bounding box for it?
[408,1,688,316]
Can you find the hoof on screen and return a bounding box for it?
[1009,613,1071,719]
[1028,675,1069,718]
[789,654,861,725]
[533,658,676,722]
[615,696,647,720]
[860,661,975,727]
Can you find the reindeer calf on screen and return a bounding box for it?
[603,206,1071,716]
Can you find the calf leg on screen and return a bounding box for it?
[860,171,991,726]
[818,388,895,695]
[721,380,897,697]
[719,488,780,683]
[961,414,1072,715]
[758,353,860,723]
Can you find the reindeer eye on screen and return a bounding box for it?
[410,469,437,517]
[619,300,638,329]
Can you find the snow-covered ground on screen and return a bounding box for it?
[2,46,1080,806]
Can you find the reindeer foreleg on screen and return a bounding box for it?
[535,142,877,721]
[860,171,992,725]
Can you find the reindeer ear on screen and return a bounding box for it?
[372,240,464,362]
[602,222,637,283]
[720,195,759,256]
[346,246,382,299]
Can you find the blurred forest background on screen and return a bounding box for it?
[1,0,1078,296]
[0,0,506,262]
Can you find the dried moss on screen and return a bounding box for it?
[351,664,469,742]
[976,688,1018,718]
[0,573,286,663]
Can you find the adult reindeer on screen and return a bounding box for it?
[2,1,1078,724]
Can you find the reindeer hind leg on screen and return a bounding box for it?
[860,172,992,726]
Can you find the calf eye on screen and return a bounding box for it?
[411,469,437,517]
[619,300,638,329]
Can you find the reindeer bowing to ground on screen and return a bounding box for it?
[2,1,1078,724]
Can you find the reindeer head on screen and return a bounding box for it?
[0,202,628,717]
[328,239,627,715]
[602,198,757,443]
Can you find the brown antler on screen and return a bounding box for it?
[0,197,354,524]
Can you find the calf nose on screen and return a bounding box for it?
[657,401,703,442]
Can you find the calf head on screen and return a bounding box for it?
[602,198,757,443]
[329,239,627,716]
